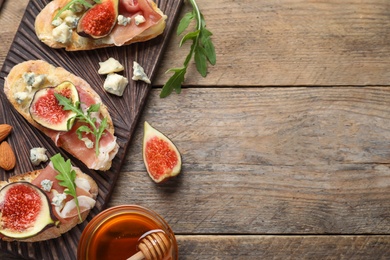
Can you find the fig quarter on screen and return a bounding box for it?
[0,182,57,239]
[142,121,182,183]
[29,82,79,131]
[77,0,119,39]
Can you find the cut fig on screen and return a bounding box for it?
[0,182,57,239]
[77,0,119,39]
[143,121,182,183]
[29,82,79,131]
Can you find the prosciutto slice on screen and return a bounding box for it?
[109,0,166,46]
[31,163,96,223]
[43,85,119,171]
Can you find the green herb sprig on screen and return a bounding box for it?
[55,93,108,156]
[160,0,216,98]
[50,153,82,223]
[53,0,101,22]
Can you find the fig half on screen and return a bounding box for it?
[29,81,79,131]
[77,0,119,39]
[0,182,57,239]
[142,121,182,183]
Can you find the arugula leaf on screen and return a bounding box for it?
[53,0,100,22]
[50,153,82,223]
[95,117,108,154]
[55,93,107,156]
[160,68,186,97]
[177,12,194,35]
[160,0,216,98]
[194,46,207,77]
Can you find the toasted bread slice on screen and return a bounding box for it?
[0,165,98,242]
[4,60,119,171]
[35,0,167,51]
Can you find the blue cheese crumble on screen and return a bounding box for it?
[52,22,73,44]
[117,15,131,26]
[41,179,53,192]
[30,147,48,166]
[98,57,124,74]
[15,73,47,104]
[134,15,146,25]
[14,92,29,104]
[103,73,129,96]
[23,72,46,91]
[81,137,94,149]
[52,192,67,208]
[132,61,151,84]
[23,72,35,86]
[51,10,80,44]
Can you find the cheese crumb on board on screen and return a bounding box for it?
[132,61,151,84]
[98,57,124,74]
[103,73,129,96]
[30,147,48,166]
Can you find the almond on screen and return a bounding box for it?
[0,141,16,171]
[0,124,12,142]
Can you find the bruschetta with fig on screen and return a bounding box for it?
[4,60,119,171]
[35,0,167,51]
[0,153,98,242]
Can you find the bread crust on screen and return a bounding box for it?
[35,0,167,51]
[0,167,98,242]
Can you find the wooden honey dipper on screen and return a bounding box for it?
[127,231,171,260]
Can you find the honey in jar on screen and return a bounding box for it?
[77,205,178,260]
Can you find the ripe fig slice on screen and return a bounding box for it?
[77,0,119,39]
[0,182,57,239]
[142,121,182,183]
[29,81,79,131]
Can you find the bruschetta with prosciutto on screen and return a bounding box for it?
[35,0,167,51]
[4,60,119,171]
[0,153,98,242]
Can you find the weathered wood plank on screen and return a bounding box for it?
[0,0,28,68]
[110,87,390,234]
[1,235,389,259]
[156,0,390,86]
[175,235,390,259]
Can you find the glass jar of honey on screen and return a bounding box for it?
[77,205,178,260]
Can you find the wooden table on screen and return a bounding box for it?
[2,0,390,259]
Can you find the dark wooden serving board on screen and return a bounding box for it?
[0,0,183,259]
